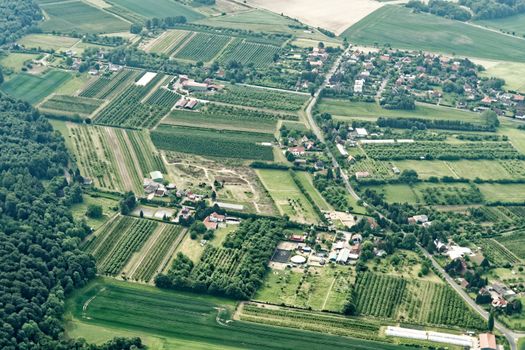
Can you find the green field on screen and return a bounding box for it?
[256,169,320,224]
[477,183,525,203]
[110,0,204,21]
[175,33,231,62]
[1,70,72,104]
[481,61,525,92]
[152,125,275,161]
[71,194,119,230]
[0,53,39,75]
[318,99,484,124]
[343,5,525,62]
[294,171,333,211]
[496,230,525,260]
[66,279,411,350]
[18,34,79,51]
[40,0,130,34]
[40,95,103,117]
[475,13,525,36]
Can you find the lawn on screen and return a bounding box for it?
[39,0,130,34]
[1,70,72,104]
[477,183,525,203]
[70,193,119,230]
[256,169,320,224]
[393,160,455,179]
[65,278,409,350]
[318,99,484,124]
[342,5,525,63]
[367,184,419,204]
[110,0,204,21]
[18,34,79,52]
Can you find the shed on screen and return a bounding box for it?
[479,333,497,350]
[150,171,163,182]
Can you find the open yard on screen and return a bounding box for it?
[343,5,525,63]
[39,0,130,34]
[256,169,320,224]
[66,278,411,350]
[1,70,72,104]
[318,99,485,124]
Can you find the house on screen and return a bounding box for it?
[185,99,198,109]
[82,177,93,186]
[175,98,188,108]
[182,80,209,92]
[203,217,218,230]
[150,171,163,182]
[408,214,429,224]
[290,234,306,242]
[479,333,497,350]
[288,146,305,156]
[392,166,400,175]
[336,143,348,156]
[367,217,379,230]
[355,171,370,180]
[355,128,368,138]
[354,79,365,93]
[208,212,225,223]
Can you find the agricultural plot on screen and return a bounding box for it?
[146,30,192,55]
[144,88,180,109]
[477,183,525,203]
[126,129,167,175]
[496,231,525,260]
[342,5,525,63]
[124,224,185,283]
[240,304,384,342]
[294,172,332,211]
[353,272,486,329]
[152,125,275,161]
[39,0,130,34]
[1,70,71,105]
[256,169,320,224]
[475,13,525,37]
[67,279,410,350]
[363,141,520,161]
[0,53,39,75]
[83,216,158,276]
[219,39,281,68]
[477,238,520,267]
[174,33,231,62]
[162,103,294,134]
[18,34,79,52]
[195,84,309,112]
[366,184,419,204]
[109,0,204,21]
[419,184,483,205]
[95,75,171,128]
[318,99,485,124]
[351,158,393,179]
[65,123,150,194]
[39,95,103,117]
[80,69,141,100]
[480,61,525,92]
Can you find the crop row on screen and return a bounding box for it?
[175,33,231,62]
[98,217,158,276]
[40,95,102,116]
[145,88,180,109]
[133,225,183,282]
[80,69,139,99]
[220,40,281,68]
[496,230,525,259]
[194,85,309,112]
[127,130,166,174]
[354,272,406,318]
[363,142,521,160]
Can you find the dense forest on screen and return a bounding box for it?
[0,0,42,45]
[0,94,143,349]
[460,0,525,19]
[407,0,472,21]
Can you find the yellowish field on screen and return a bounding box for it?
[478,60,525,92]
[18,34,80,51]
[246,0,387,35]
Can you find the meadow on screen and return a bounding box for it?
[1,70,71,104]
[18,34,79,52]
[109,0,204,21]
[480,61,525,92]
[0,53,39,75]
[152,125,275,161]
[70,193,119,230]
[66,279,411,350]
[475,13,525,37]
[40,95,103,117]
[477,183,525,203]
[39,0,130,34]
[318,99,484,124]
[342,5,525,63]
[256,169,320,224]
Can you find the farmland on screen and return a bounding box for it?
[108,0,204,21]
[146,30,192,55]
[40,95,103,117]
[194,84,309,112]
[256,169,320,224]
[477,183,525,203]
[1,70,72,104]
[66,279,412,350]
[64,123,160,193]
[480,61,525,92]
[80,69,141,100]
[476,239,521,267]
[496,231,525,260]
[152,125,275,161]
[219,39,281,68]
[317,99,485,124]
[475,13,525,37]
[39,0,130,34]
[83,216,158,276]
[162,103,293,133]
[175,33,231,62]
[342,5,525,63]
[18,34,79,52]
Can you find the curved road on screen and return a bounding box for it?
[305,46,523,350]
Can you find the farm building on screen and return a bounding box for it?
[355,171,370,180]
[150,171,163,182]
[355,128,368,137]
[288,146,305,156]
[479,333,497,350]
[336,248,350,264]
[336,143,348,156]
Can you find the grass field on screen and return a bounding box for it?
[480,61,525,92]
[147,30,191,55]
[0,53,39,76]
[294,171,332,211]
[256,169,319,224]
[1,70,72,104]
[18,34,79,52]
[40,0,130,34]
[40,95,103,117]
[475,13,525,36]
[66,279,413,350]
[343,5,525,63]
[71,194,119,230]
[110,0,204,21]
[477,183,525,203]
[318,99,484,124]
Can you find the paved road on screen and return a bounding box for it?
[307,47,523,350]
[304,47,361,202]
[420,245,524,350]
